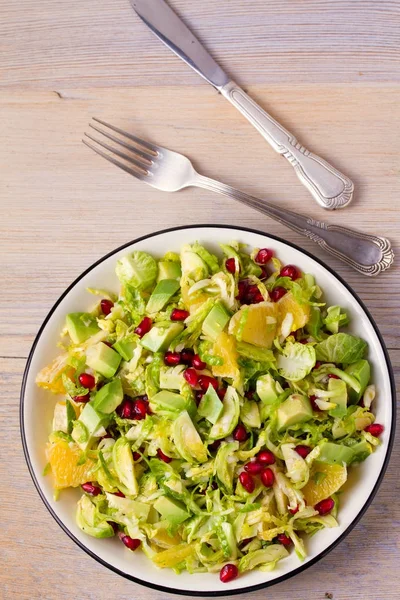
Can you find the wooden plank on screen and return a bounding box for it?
[3,352,399,599]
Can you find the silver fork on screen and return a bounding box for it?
[83,119,393,277]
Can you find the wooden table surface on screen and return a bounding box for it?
[1,1,399,598]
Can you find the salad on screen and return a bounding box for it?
[37,241,384,583]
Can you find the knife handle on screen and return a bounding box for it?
[220,81,354,210]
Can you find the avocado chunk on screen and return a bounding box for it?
[173,410,208,463]
[92,378,124,414]
[66,312,100,344]
[197,385,223,424]
[76,495,115,538]
[153,496,190,525]
[86,342,121,378]
[72,403,109,449]
[256,374,283,404]
[140,322,184,352]
[317,442,354,465]
[112,437,138,496]
[277,394,313,431]
[209,386,240,440]
[328,378,348,418]
[158,260,182,282]
[240,400,261,429]
[202,302,231,340]
[146,279,180,314]
[112,339,136,361]
[150,390,195,417]
[345,359,371,405]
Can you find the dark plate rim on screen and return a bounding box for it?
[20,224,396,597]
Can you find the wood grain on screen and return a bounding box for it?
[1,0,399,598]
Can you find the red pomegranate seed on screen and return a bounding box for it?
[280,265,300,280]
[132,452,141,461]
[113,491,125,498]
[81,482,101,496]
[217,387,227,400]
[239,471,255,493]
[73,393,90,403]
[255,248,274,265]
[257,450,276,465]
[237,280,249,302]
[328,373,340,380]
[295,445,311,459]
[208,439,222,452]
[289,505,299,515]
[277,533,292,547]
[259,266,269,280]
[192,354,207,370]
[261,467,275,488]
[270,286,287,302]
[210,481,218,490]
[181,348,195,364]
[100,299,114,316]
[171,308,190,321]
[184,368,198,387]
[233,423,248,442]
[195,390,205,405]
[220,564,238,583]
[132,398,148,420]
[225,257,237,274]
[164,351,181,366]
[240,538,253,548]
[109,521,119,534]
[314,361,323,369]
[315,497,335,515]
[309,394,320,411]
[245,390,255,401]
[79,372,96,389]
[244,461,263,475]
[246,285,264,304]
[135,317,152,338]
[117,398,134,419]
[118,532,141,551]
[365,423,384,437]
[157,448,172,463]
[198,375,219,392]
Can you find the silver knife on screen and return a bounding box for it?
[130,0,354,210]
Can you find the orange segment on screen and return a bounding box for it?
[46,440,96,489]
[276,292,310,332]
[212,332,240,379]
[229,301,278,348]
[181,280,210,315]
[36,353,75,395]
[302,461,347,506]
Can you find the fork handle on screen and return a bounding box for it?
[220,81,354,211]
[194,175,393,276]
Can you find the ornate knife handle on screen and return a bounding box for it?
[220,81,354,211]
[195,175,393,276]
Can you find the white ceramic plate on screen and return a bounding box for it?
[21,225,395,596]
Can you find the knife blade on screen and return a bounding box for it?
[130,0,354,210]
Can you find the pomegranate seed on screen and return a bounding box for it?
[184,368,198,387]
[259,266,269,280]
[239,471,255,493]
[365,423,384,437]
[81,482,101,496]
[328,373,340,380]
[315,497,335,515]
[240,538,253,548]
[135,317,152,338]
[210,481,218,490]
[255,248,274,265]
[79,373,96,389]
[132,452,141,461]
[257,450,276,465]
[233,423,248,442]
[73,393,90,403]
[246,285,264,304]
[270,286,287,302]
[171,308,189,321]
[109,521,119,534]
[260,468,275,488]
[208,439,221,452]
[314,361,323,369]
[132,398,148,420]
[198,375,219,392]
[100,298,114,316]
[289,506,299,515]
[103,341,113,348]
[245,390,255,401]
[217,387,227,400]
[157,448,172,463]
[295,445,311,459]
[359,398,365,408]
[117,397,134,419]
[309,394,320,412]
[181,348,195,364]
[225,257,237,274]
[164,351,181,366]
[237,280,249,302]
[195,390,205,405]
[118,532,141,551]
[113,491,125,498]
[220,564,238,583]
[280,265,300,280]
[192,354,207,370]
[277,533,292,547]
[244,461,263,475]
[100,432,113,440]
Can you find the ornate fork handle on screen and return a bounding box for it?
[195,175,393,276]
[220,81,354,211]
